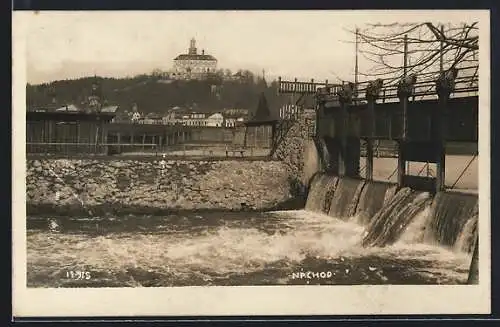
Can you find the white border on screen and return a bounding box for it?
[12,10,491,317]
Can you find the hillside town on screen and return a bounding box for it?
[27,37,289,127]
[114,105,250,127]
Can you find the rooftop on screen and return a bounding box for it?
[26,110,116,122]
[55,104,80,112]
[101,105,119,113]
[174,54,217,61]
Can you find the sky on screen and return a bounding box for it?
[17,10,485,84]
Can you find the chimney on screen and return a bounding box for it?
[202,49,205,55]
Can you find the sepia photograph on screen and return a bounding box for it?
[12,9,490,317]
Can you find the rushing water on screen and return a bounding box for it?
[26,173,478,288]
[27,211,471,287]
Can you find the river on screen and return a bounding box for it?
[27,209,471,287]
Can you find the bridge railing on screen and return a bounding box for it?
[354,66,479,103]
[277,78,343,95]
[278,65,479,104]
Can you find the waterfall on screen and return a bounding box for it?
[454,214,478,253]
[303,173,478,255]
[423,191,478,250]
[355,181,394,225]
[383,184,398,207]
[397,204,433,244]
[361,188,431,248]
[328,178,366,219]
[304,174,339,213]
[313,136,330,171]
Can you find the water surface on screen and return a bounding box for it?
[27,210,471,287]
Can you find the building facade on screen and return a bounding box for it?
[173,38,217,80]
[206,113,224,127]
[131,111,142,123]
[224,118,236,128]
[141,113,163,125]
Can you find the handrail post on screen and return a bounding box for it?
[435,67,457,193]
[338,83,354,177]
[396,74,416,188]
[365,79,383,181]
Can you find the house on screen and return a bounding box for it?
[162,112,178,125]
[162,106,193,125]
[206,113,224,127]
[131,111,143,123]
[235,117,246,127]
[188,112,207,127]
[224,118,236,128]
[178,112,207,127]
[142,113,163,125]
[223,108,249,117]
[55,104,81,112]
[101,105,119,114]
[165,110,208,126]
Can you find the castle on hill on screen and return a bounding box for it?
[170,38,218,80]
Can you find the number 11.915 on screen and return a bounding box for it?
[65,271,91,280]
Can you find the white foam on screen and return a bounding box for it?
[28,210,470,282]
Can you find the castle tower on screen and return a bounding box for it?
[188,38,197,55]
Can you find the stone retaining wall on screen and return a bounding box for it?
[272,114,319,187]
[26,159,296,215]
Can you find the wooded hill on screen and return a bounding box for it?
[26,74,290,117]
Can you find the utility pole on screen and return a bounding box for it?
[354,26,359,102]
[436,24,447,193]
[397,34,409,189]
[439,24,444,72]
[403,34,408,77]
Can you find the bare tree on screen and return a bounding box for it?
[345,22,479,87]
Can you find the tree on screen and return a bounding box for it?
[26,70,284,114]
[215,69,225,77]
[241,70,255,84]
[151,69,163,77]
[253,92,272,121]
[346,22,479,87]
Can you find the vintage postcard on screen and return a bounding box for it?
[12,10,490,317]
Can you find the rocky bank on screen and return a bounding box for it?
[26,159,297,215]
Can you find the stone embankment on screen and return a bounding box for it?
[26,159,297,215]
[272,113,320,188]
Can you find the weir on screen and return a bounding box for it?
[304,174,338,213]
[423,191,478,250]
[355,181,396,225]
[305,173,478,256]
[328,177,365,219]
[276,65,479,282]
